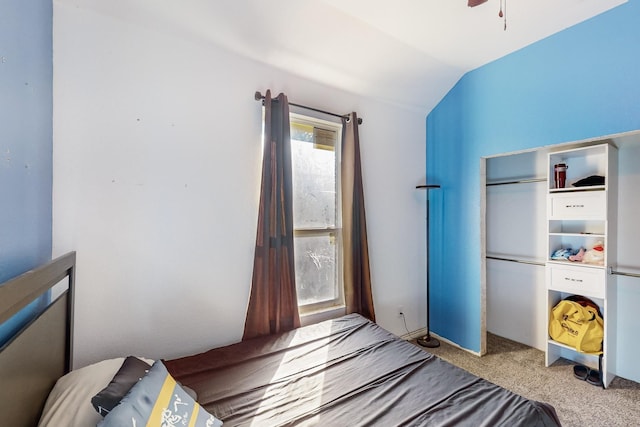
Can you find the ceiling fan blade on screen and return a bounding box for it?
[468,0,489,6]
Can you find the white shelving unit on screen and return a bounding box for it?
[545,142,617,387]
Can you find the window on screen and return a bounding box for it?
[290,114,343,313]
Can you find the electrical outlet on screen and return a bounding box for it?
[398,306,404,317]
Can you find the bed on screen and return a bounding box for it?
[0,253,561,426]
[0,252,75,427]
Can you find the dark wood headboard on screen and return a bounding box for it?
[0,252,76,427]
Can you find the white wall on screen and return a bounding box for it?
[53,3,428,368]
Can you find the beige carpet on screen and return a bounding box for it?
[412,333,640,427]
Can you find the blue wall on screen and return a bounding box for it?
[0,0,53,344]
[426,1,640,354]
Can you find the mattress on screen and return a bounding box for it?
[164,314,560,426]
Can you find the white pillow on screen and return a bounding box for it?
[37,357,153,427]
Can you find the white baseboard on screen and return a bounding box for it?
[399,327,429,341]
[399,329,482,357]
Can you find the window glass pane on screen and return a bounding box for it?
[289,116,342,310]
[294,234,337,306]
[291,122,314,142]
[291,127,336,229]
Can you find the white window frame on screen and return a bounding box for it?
[289,112,344,315]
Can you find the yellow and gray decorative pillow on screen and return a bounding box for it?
[98,360,222,427]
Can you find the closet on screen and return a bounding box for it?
[483,131,640,384]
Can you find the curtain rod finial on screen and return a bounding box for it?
[254,91,263,101]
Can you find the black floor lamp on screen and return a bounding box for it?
[416,184,440,348]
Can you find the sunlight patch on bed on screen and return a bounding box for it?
[250,325,332,425]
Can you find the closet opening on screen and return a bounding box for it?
[479,129,640,382]
[481,148,548,355]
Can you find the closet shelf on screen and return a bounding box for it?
[548,232,605,238]
[547,259,605,269]
[549,185,605,193]
[547,339,602,357]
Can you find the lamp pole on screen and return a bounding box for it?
[416,184,440,348]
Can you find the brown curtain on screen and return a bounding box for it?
[341,113,375,321]
[243,90,300,340]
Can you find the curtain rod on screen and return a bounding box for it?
[254,91,363,125]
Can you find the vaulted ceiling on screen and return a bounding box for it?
[63,0,627,113]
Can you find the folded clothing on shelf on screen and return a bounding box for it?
[551,242,604,264]
[572,175,605,187]
[550,247,580,261]
[582,241,605,265]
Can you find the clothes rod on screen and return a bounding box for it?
[486,255,545,267]
[486,258,640,276]
[486,178,547,187]
[609,267,640,279]
[254,91,363,124]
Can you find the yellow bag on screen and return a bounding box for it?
[549,299,604,354]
